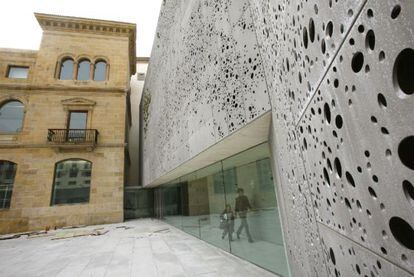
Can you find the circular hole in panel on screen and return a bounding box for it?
[327,159,333,172]
[391,5,401,19]
[345,198,352,210]
[366,30,375,51]
[346,172,355,187]
[324,103,331,124]
[309,18,315,42]
[368,187,377,199]
[323,167,331,186]
[379,51,385,61]
[334,158,342,178]
[329,247,336,265]
[403,180,414,206]
[377,93,387,108]
[303,27,309,49]
[358,25,365,33]
[356,264,361,274]
[326,21,333,37]
[389,217,414,250]
[352,52,364,73]
[393,48,414,96]
[398,136,414,170]
[321,39,326,54]
[335,115,343,129]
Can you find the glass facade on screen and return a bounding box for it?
[154,143,290,276]
[51,159,92,205]
[124,187,154,219]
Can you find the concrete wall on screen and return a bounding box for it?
[142,0,270,186]
[144,0,414,276]
[127,61,148,186]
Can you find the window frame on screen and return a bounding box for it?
[6,65,29,79]
[50,159,92,206]
[58,57,75,80]
[0,99,26,135]
[93,59,108,81]
[0,160,17,209]
[76,58,92,81]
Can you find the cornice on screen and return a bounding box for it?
[0,83,128,94]
[34,13,136,75]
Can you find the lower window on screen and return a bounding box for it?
[51,159,92,205]
[0,161,17,209]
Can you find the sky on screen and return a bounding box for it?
[0,0,162,57]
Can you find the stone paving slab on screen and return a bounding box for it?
[0,219,278,277]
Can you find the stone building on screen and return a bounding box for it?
[142,0,414,276]
[0,13,136,234]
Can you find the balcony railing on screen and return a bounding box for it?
[47,129,99,145]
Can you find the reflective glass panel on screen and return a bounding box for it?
[77,60,91,81]
[51,160,91,205]
[124,187,154,219]
[94,61,107,81]
[157,143,290,276]
[0,161,17,209]
[223,144,289,276]
[59,59,74,80]
[162,179,183,230]
[8,66,29,79]
[0,101,24,133]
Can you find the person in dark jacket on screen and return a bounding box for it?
[235,188,253,243]
[220,204,235,241]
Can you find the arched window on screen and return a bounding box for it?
[77,59,91,81]
[0,100,24,133]
[59,58,74,80]
[0,161,17,209]
[51,159,92,205]
[93,60,107,81]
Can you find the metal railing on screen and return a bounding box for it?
[47,129,99,144]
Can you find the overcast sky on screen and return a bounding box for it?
[0,0,162,57]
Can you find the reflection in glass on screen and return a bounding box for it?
[59,58,74,80]
[77,59,91,81]
[8,66,29,79]
[94,61,107,81]
[51,160,91,205]
[0,161,17,209]
[156,143,290,276]
[124,187,154,219]
[0,101,24,133]
[68,111,87,141]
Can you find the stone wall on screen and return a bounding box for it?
[0,14,134,234]
[144,0,414,276]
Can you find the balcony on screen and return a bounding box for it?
[47,129,99,150]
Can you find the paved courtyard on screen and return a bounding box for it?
[0,219,279,277]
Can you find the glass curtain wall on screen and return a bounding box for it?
[155,143,290,276]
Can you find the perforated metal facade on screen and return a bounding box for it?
[143,1,414,276]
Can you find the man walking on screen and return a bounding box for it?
[235,188,253,243]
